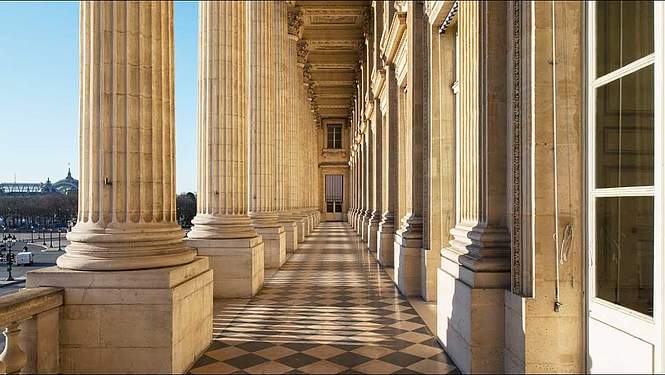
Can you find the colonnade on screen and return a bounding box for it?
[27,2,320,372]
[186,0,321,296]
[346,1,525,372]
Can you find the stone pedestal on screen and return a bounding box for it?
[279,218,299,254]
[355,212,364,235]
[256,226,286,269]
[307,213,315,233]
[377,218,395,266]
[296,216,307,242]
[367,213,380,253]
[187,238,264,298]
[437,254,509,374]
[393,232,422,296]
[361,212,371,242]
[26,258,213,374]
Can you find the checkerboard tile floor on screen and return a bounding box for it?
[189,222,458,374]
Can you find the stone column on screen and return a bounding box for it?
[350,115,357,228]
[297,88,309,240]
[393,1,424,296]
[356,133,365,234]
[362,123,371,242]
[187,1,264,298]
[377,65,398,266]
[248,1,286,269]
[438,2,511,372]
[28,2,212,372]
[368,108,382,252]
[355,92,362,234]
[287,6,305,244]
[277,3,299,254]
[348,155,354,223]
[367,3,383,254]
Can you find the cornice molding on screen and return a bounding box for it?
[383,12,407,64]
[371,68,386,99]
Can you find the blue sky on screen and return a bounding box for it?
[0,1,199,193]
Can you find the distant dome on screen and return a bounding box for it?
[53,168,78,194]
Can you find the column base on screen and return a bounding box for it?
[437,254,509,373]
[256,225,286,269]
[377,219,395,267]
[186,237,264,298]
[355,212,362,234]
[393,228,423,297]
[26,258,213,374]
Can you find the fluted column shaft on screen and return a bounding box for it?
[59,1,194,271]
[287,27,298,213]
[188,1,256,240]
[248,1,278,225]
[370,111,383,218]
[275,2,287,214]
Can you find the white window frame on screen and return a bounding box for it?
[586,0,665,370]
[327,124,343,150]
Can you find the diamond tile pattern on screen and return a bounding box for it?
[189,223,458,374]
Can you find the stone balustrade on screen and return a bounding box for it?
[0,287,63,374]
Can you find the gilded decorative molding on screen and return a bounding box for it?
[296,40,309,65]
[288,8,303,37]
[361,6,372,37]
[357,40,367,65]
[383,11,407,64]
[511,0,523,297]
[510,0,533,297]
[394,1,408,13]
[302,63,312,85]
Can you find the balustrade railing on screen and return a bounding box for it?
[0,287,63,374]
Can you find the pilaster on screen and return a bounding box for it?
[393,1,425,297]
[438,2,511,372]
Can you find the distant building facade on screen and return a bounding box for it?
[0,168,78,196]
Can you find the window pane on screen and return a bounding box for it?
[327,127,334,149]
[327,125,342,149]
[596,1,653,77]
[596,196,653,316]
[327,202,334,213]
[595,65,654,188]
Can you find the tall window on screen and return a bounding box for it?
[327,124,342,149]
[590,1,655,316]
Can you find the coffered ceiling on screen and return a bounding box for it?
[293,1,370,124]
